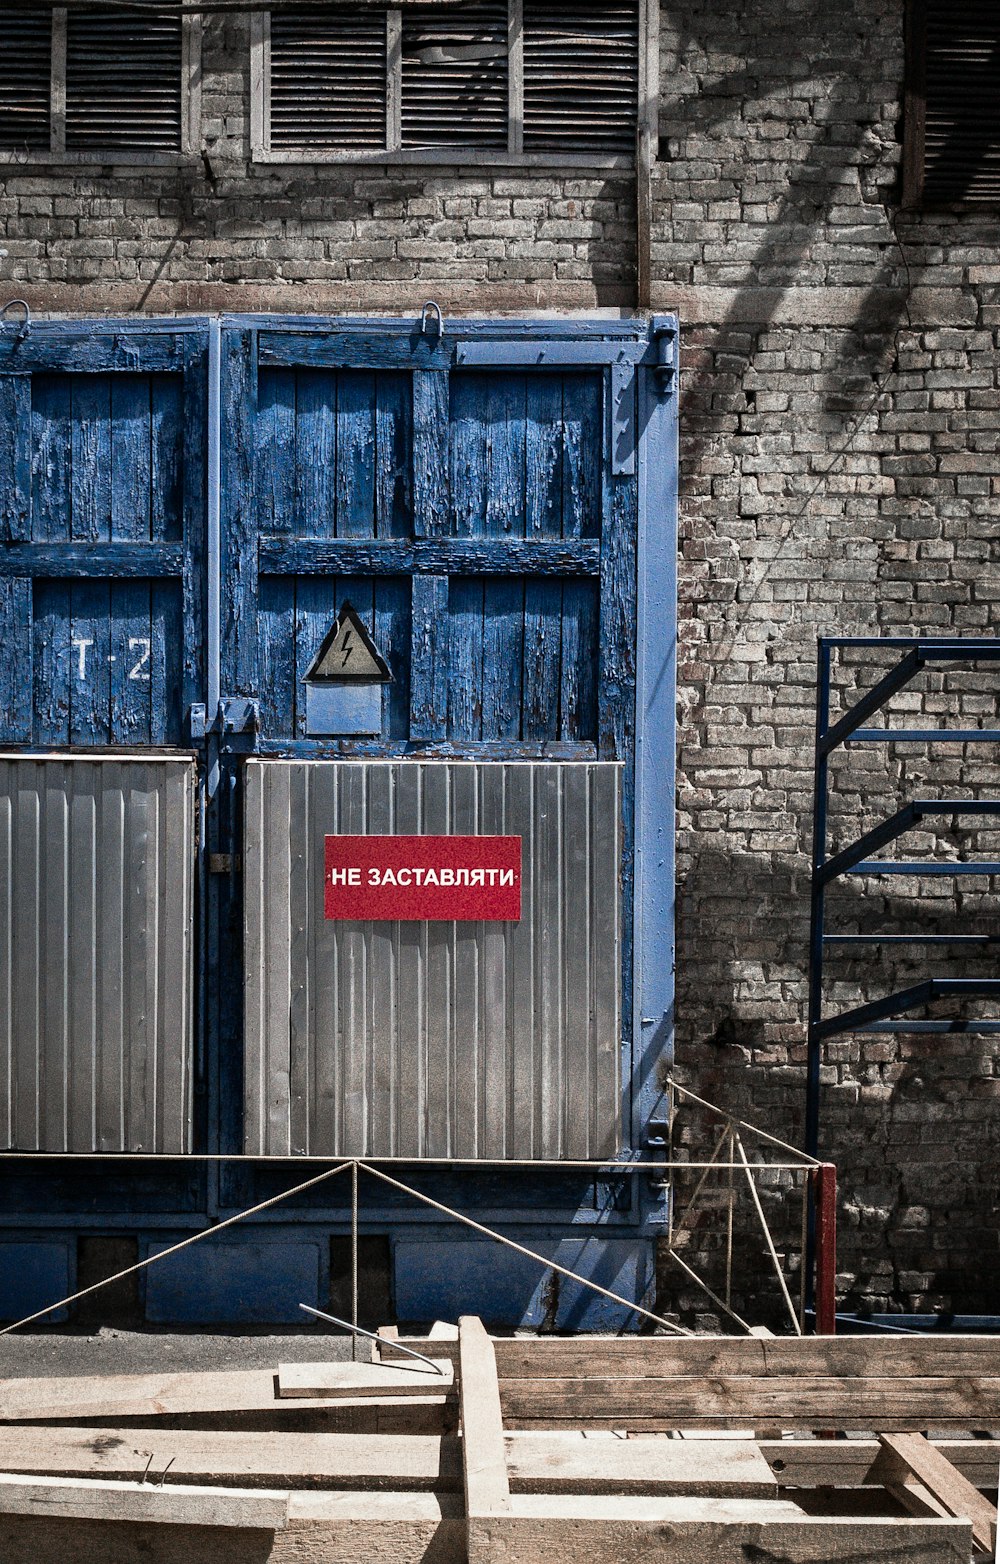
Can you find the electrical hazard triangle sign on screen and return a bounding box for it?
[303,602,392,683]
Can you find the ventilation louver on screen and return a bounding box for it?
[923,1,1000,204]
[523,1,638,155]
[401,3,507,149]
[271,8,387,148]
[0,10,52,150]
[65,10,182,151]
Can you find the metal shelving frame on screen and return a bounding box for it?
[806,636,1000,1163]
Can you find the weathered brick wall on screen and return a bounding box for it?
[2,0,997,1317]
[662,0,1000,1318]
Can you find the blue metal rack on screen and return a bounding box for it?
[806,636,1000,1162]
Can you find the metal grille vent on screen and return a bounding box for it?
[0,10,51,150]
[65,10,182,151]
[271,8,387,148]
[924,2,1000,204]
[401,3,507,149]
[523,1,638,155]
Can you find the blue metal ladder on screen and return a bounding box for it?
[806,636,1000,1163]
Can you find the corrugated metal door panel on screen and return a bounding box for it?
[0,756,195,1153]
[244,758,621,1160]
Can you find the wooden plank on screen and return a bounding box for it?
[760,1438,1000,1490]
[470,1501,971,1564]
[0,577,32,742]
[0,1428,459,1490]
[460,1316,513,1526]
[0,1502,965,1564]
[499,1376,1000,1430]
[257,538,600,577]
[277,1361,454,1400]
[0,1426,780,1499]
[870,1431,998,1552]
[220,326,259,699]
[382,1333,1000,1381]
[0,544,185,579]
[0,1368,454,1423]
[0,1472,288,1530]
[506,1434,776,1497]
[0,1501,464,1564]
[0,376,31,543]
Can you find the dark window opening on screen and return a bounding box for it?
[0,9,52,150]
[906,0,1000,206]
[271,8,387,149]
[0,5,188,157]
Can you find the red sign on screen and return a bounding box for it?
[324,835,522,922]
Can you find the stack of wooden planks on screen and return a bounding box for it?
[0,1321,995,1562]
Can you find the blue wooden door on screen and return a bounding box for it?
[0,324,207,747]
[220,318,674,1157]
[0,321,208,1154]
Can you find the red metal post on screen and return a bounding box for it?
[812,1162,837,1335]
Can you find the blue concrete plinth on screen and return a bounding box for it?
[393,1236,655,1331]
[0,1242,70,1323]
[145,1240,321,1324]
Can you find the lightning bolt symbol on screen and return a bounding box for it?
[341,630,354,668]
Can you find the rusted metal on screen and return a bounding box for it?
[813,1163,838,1336]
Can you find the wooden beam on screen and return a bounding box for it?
[276,1362,453,1400]
[469,1500,971,1564]
[0,1428,461,1490]
[497,1374,1000,1431]
[869,1432,998,1554]
[0,1493,468,1564]
[0,1369,453,1424]
[0,1427,776,1499]
[460,1316,512,1564]
[0,1472,288,1530]
[381,1332,1000,1381]
[506,1434,776,1497]
[760,1437,1000,1490]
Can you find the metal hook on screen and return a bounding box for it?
[1,299,31,344]
[419,300,444,338]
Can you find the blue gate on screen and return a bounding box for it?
[0,313,677,1329]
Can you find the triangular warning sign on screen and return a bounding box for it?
[303,602,392,683]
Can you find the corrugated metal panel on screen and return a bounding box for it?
[0,756,195,1153]
[923,2,1000,205]
[523,2,639,155]
[401,3,508,150]
[65,11,182,152]
[0,10,51,150]
[245,759,621,1160]
[270,9,387,149]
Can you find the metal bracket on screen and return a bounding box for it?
[651,318,677,392]
[216,696,261,752]
[0,299,31,346]
[420,300,444,337]
[188,702,207,741]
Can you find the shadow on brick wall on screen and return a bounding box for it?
[673,842,1000,1314]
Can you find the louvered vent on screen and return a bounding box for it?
[271,9,386,148]
[923,1,1000,204]
[401,3,507,149]
[65,11,182,151]
[0,10,51,150]
[523,2,638,155]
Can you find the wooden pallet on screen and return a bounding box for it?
[0,1320,994,1562]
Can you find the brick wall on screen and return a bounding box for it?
[2,0,998,1317]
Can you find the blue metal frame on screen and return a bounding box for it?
[807,635,1000,1162]
[0,311,679,1329]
